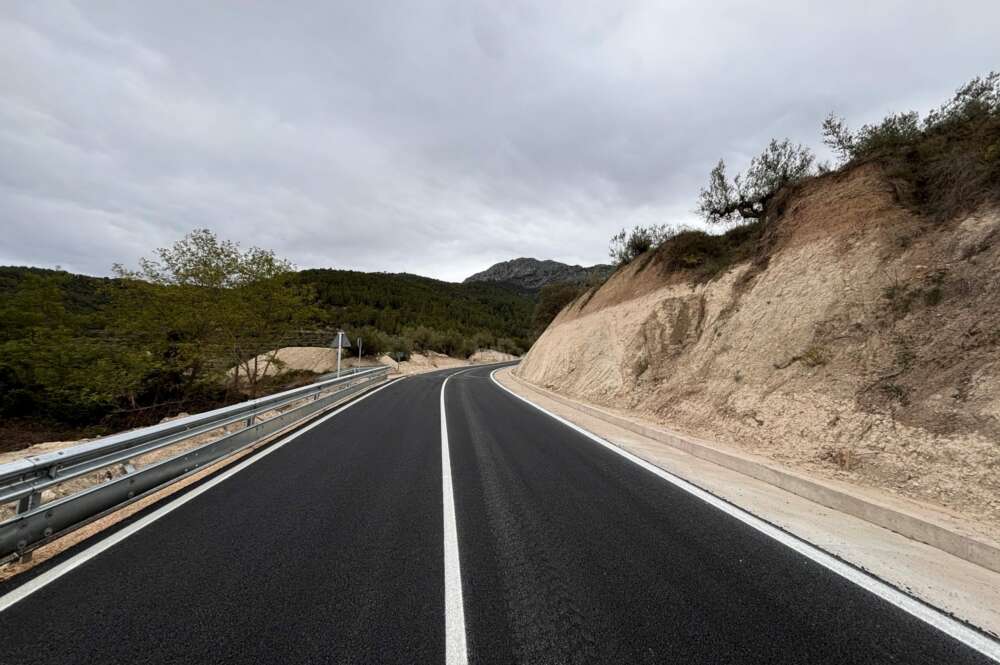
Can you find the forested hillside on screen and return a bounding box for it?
[300,269,532,354]
[0,262,533,449]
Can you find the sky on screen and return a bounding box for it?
[1,1,998,282]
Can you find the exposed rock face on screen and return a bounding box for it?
[518,164,1000,537]
[464,258,612,291]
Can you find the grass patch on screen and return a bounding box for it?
[897,115,1000,222]
[883,272,947,318]
[881,383,910,405]
[800,345,830,367]
[820,446,860,471]
[922,270,946,306]
[923,286,943,306]
[883,283,918,317]
[774,344,830,370]
[652,221,765,282]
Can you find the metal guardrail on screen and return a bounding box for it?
[0,366,390,562]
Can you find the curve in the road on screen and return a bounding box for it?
[0,361,996,664]
[443,364,998,664]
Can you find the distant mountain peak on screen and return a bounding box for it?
[464,257,612,291]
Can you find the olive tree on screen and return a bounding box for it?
[822,111,921,165]
[697,139,815,224]
[112,229,315,397]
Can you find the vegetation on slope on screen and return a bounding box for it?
[821,71,1000,221]
[10,71,993,450]
[607,71,1000,284]
[0,233,534,449]
[529,72,1000,527]
[530,282,588,336]
[300,269,531,358]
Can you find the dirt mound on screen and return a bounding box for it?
[380,349,515,375]
[519,164,1000,533]
[469,349,519,363]
[225,346,517,380]
[403,351,468,372]
[236,347,380,378]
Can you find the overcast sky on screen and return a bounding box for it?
[1,1,998,281]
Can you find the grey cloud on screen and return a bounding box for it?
[2,0,999,280]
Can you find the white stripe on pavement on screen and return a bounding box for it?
[489,368,1000,664]
[440,371,470,665]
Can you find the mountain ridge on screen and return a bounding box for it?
[464,257,612,291]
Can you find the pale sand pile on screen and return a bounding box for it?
[519,164,1000,535]
[236,347,379,378]
[468,349,518,364]
[381,350,516,375]
[239,347,518,379]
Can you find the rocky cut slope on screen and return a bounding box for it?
[517,163,1000,531]
[465,258,612,291]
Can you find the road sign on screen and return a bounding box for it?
[330,331,352,349]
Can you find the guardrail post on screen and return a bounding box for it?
[15,489,42,562]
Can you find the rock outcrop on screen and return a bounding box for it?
[465,258,612,291]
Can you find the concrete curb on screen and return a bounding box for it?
[507,370,1000,575]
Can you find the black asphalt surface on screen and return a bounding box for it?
[0,363,994,664]
[446,366,991,665]
[2,370,454,664]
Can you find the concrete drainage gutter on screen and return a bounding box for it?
[507,371,1000,575]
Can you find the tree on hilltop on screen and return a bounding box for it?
[112,229,315,397]
[697,139,815,224]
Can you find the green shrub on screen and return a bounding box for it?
[609,225,676,266]
[800,345,829,367]
[532,282,586,334]
[493,337,522,355]
[923,286,943,306]
[824,112,921,161]
[823,71,1000,221]
[882,383,910,405]
[654,221,764,281]
[883,284,916,317]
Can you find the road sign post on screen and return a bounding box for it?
[330,330,352,378]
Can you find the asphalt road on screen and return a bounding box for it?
[0,363,995,664]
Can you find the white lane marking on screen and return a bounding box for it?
[489,369,1000,663]
[0,379,399,614]
[440,371,470,665]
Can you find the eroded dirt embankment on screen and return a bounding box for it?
[518,164,1000,532]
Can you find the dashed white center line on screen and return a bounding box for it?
[440,371,469,665]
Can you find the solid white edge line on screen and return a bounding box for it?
[441,371,470,665]
[0,377,399,614]
[489,368,1000,663]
